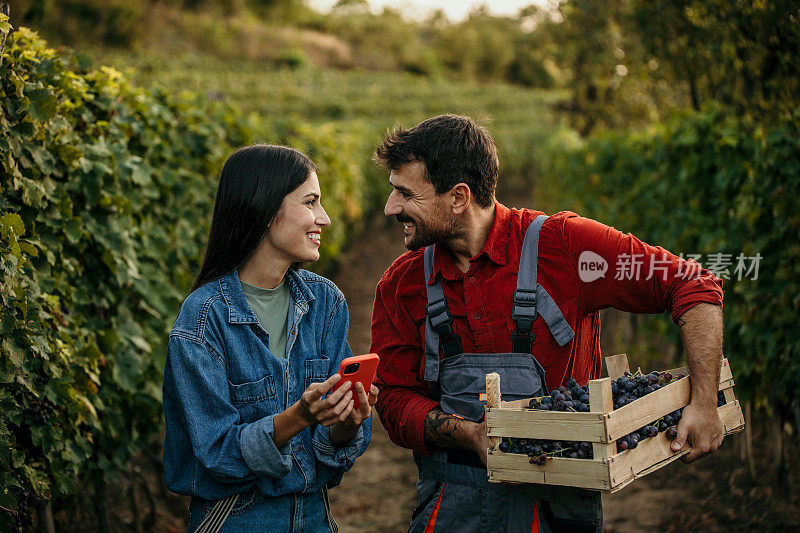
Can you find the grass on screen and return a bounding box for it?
[94,51,572,199]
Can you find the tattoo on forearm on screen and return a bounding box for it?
[677,317,687,329]
[423,408,465,449]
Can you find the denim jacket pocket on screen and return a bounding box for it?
[304,358,332,389]
[229,376,276,423]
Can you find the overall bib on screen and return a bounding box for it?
[408,215,603,533]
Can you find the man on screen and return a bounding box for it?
[370,114,724,532]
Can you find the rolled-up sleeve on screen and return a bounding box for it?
[165,334,293,481]
[311,423,367,470]
[560,214,723,321]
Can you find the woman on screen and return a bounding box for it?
[162,144,376,532]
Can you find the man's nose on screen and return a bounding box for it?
[384,191,401,216]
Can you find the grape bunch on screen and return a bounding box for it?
[612,370,685,451]
[717,390,727,407]
[23,399,55,426]
[497,379,595,464]
[499,436,594,464]
[526,378,592,413]
[11,487,34,532]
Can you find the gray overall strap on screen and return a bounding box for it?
[512,215,576,351]
[423,246,462,386]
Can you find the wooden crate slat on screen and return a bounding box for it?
[666,358,732,383]
[607,398,745,490]
[605,377,691,441]
[487,452,611,490]
[589,379,617,461]
[719,399,745,433]
[486,409,607,441]
[604,353,630,379]
[605,359,735,442]
[607,433,690,491]
[500,397,535,409]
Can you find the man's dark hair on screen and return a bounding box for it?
[373,114,498,208]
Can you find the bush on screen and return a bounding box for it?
[0,21,374,527]
[547,106,800,415]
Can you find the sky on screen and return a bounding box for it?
[307,0,548,22]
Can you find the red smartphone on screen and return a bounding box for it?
[332,353,379,410]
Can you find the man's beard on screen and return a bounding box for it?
[397,213,460,251]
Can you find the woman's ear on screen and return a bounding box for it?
[450,183,471,215]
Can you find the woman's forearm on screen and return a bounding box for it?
[272,402,311,447]
[329,422,359,446]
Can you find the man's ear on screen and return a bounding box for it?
[450,183,471,215]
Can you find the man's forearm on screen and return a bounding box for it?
[423,407,479,451]
[678,303,723,406]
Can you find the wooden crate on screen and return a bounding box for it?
[485,354,745,492]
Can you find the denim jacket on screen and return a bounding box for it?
[162,269,371,501]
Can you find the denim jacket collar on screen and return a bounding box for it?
[218,269,316,325]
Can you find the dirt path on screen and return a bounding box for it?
[327,217,419,531]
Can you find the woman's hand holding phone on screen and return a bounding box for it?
[298,374,355,427]
[341,382,379,427]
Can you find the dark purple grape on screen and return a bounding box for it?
[617,439,629,451]
[536,403,551,410]
[553,393,566,402]
[666,427,678,440]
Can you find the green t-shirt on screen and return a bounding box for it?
[240,279,291,359]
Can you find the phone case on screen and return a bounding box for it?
[332,353,380,410]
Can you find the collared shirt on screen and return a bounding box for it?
[163,269,371,504]
[371,203,723,454]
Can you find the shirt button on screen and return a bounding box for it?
[295,445,302,452]
[474,312,481,320]
[469,276,477,283]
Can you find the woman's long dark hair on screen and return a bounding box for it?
[191,144,316,292]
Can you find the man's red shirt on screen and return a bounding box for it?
[370,203,724,454]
